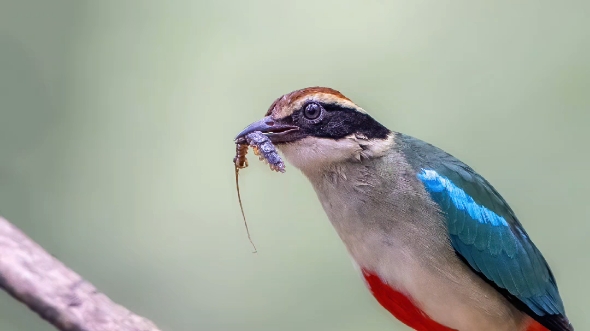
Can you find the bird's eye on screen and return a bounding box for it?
[303,103,323,120]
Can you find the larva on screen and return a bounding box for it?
[243,131,285,173]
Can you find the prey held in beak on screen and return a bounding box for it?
[234,116,299,144]
[233,118,289,253]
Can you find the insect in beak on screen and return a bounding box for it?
[233,128,288,254]
[235,116,299,144]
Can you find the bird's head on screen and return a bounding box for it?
[235,87,394,175]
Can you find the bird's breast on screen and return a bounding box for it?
[308,164,531,331]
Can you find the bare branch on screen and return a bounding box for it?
[0,216,162,331]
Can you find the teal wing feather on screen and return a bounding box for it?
[397,134,572,331]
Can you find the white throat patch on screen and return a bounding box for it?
[277,133,395,175]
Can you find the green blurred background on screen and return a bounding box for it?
[1,1,588,330]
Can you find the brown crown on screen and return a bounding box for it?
[265,87,355,118]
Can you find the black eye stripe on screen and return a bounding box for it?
[293,102,390,140]
[320,104,358,113]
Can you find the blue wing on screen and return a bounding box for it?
[398,134,572,330]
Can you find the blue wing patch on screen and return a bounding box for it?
[418,169,510,228]
[417,168,565,317]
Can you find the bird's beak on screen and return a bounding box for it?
[235,116,300,144]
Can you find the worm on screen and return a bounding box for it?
[233,131,285,253]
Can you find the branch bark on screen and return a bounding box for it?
[0,216,162,331]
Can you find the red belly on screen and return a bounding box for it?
[361,268,456,331]
[361,269,548,331]
[526,321,550,331]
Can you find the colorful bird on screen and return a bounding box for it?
[235,87,573,331]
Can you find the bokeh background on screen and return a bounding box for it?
[1,1,589,330]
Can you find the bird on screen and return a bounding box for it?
[235,87,573,331]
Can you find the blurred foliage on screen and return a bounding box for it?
[1,1,589,330]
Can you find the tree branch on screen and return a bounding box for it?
[0,216,163,331]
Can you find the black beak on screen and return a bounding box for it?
[235,116,299,143]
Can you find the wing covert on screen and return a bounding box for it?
[397,133,571,330]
